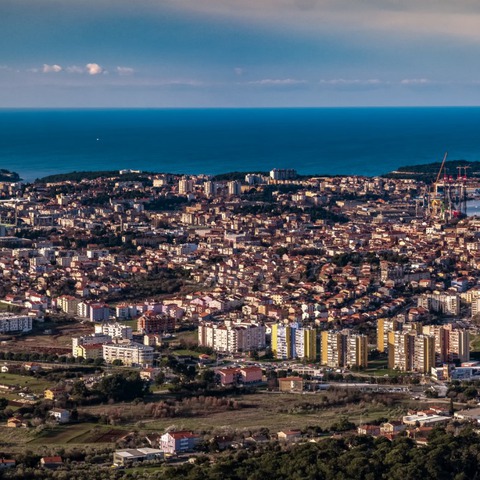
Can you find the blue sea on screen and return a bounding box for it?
[1,107,480,181]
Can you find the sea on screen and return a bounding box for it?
[1,107,480,182]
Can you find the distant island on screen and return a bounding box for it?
[384,160,480,181]
[0,169,22,182]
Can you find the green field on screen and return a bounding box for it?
[0,373,51,395]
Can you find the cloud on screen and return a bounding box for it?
[234,67,244,76]
[42,64,62,73]
[400,78,430,85]
[85,63,104,75]
[65,65,85,74]
[116,66,134,76]
[248,78,307,86]
[319,78,383,85]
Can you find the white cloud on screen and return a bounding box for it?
[116,66,134,76]
[248,78,307,85]
[234,67,244,76]
[319,78,383,85]
[85,63,104,75]
[42,64,62,73]
[400,78,430,85]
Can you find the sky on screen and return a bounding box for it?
[2,0,480,107]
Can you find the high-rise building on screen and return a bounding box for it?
[294,326,317,361]
[204,181,215,197]
[377,318,401,352]
[422,324,470,364]
[178,178,194,194]
[321,331,368,368]
[227,180,242,196]
[347,334,368,368]
[388,331,435,373]
[271,323,294,359]
[413,334,435,373]
[321,331,346,368]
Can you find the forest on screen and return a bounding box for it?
[3,428,480,479]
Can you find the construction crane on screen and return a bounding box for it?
[434,151,448,195]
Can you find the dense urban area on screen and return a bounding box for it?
[1,164,480,479]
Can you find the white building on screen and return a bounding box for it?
[198,321,266,354]
[102,342,154,366]
[94,322,132,340]
[0,313,33,333]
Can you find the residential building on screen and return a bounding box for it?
[278,377,304,392]
[94,322,132,340]
[160,431,201,454]
[198,320,265,354]
[102,342,154,366]
[377,317,402,353]
[137,313,176,334]
[0,313,32,333]
[271,323,294,359]
[294,326,317,361]
[346,334,368,368]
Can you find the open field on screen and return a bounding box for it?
[2,320,91,354]
[0,372,50,395]
[29,423,128,446]
[173,329,197,345]
[79,391,406,434]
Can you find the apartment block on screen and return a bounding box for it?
[0,313,33,333]
[387,330,435,373]
[198,321,266,354]
[102,342,154,367]
[94,322,133,340]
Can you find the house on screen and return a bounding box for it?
[278,377,304,392]
[40,456,63,469]
[49,408,71,424]
[357,424,381,436]
[160,431,201,454]
[380,421,405,435]
[217,368,239,386]
[44,387,67,401]
[277,430,302,442]
[23,362,41,372]
[239,366,263,384]
[113,448,164,466]
[7,416,27,428]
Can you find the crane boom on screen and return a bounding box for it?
[435,151,448,185]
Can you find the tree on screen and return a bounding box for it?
[96,372,148,402]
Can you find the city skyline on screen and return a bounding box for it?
[2,0,480,107]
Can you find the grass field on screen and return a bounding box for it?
[0,373,50,394]
[139,392,400,433]
[78,391,403,434]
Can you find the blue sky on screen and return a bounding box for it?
[2,0,480,107]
